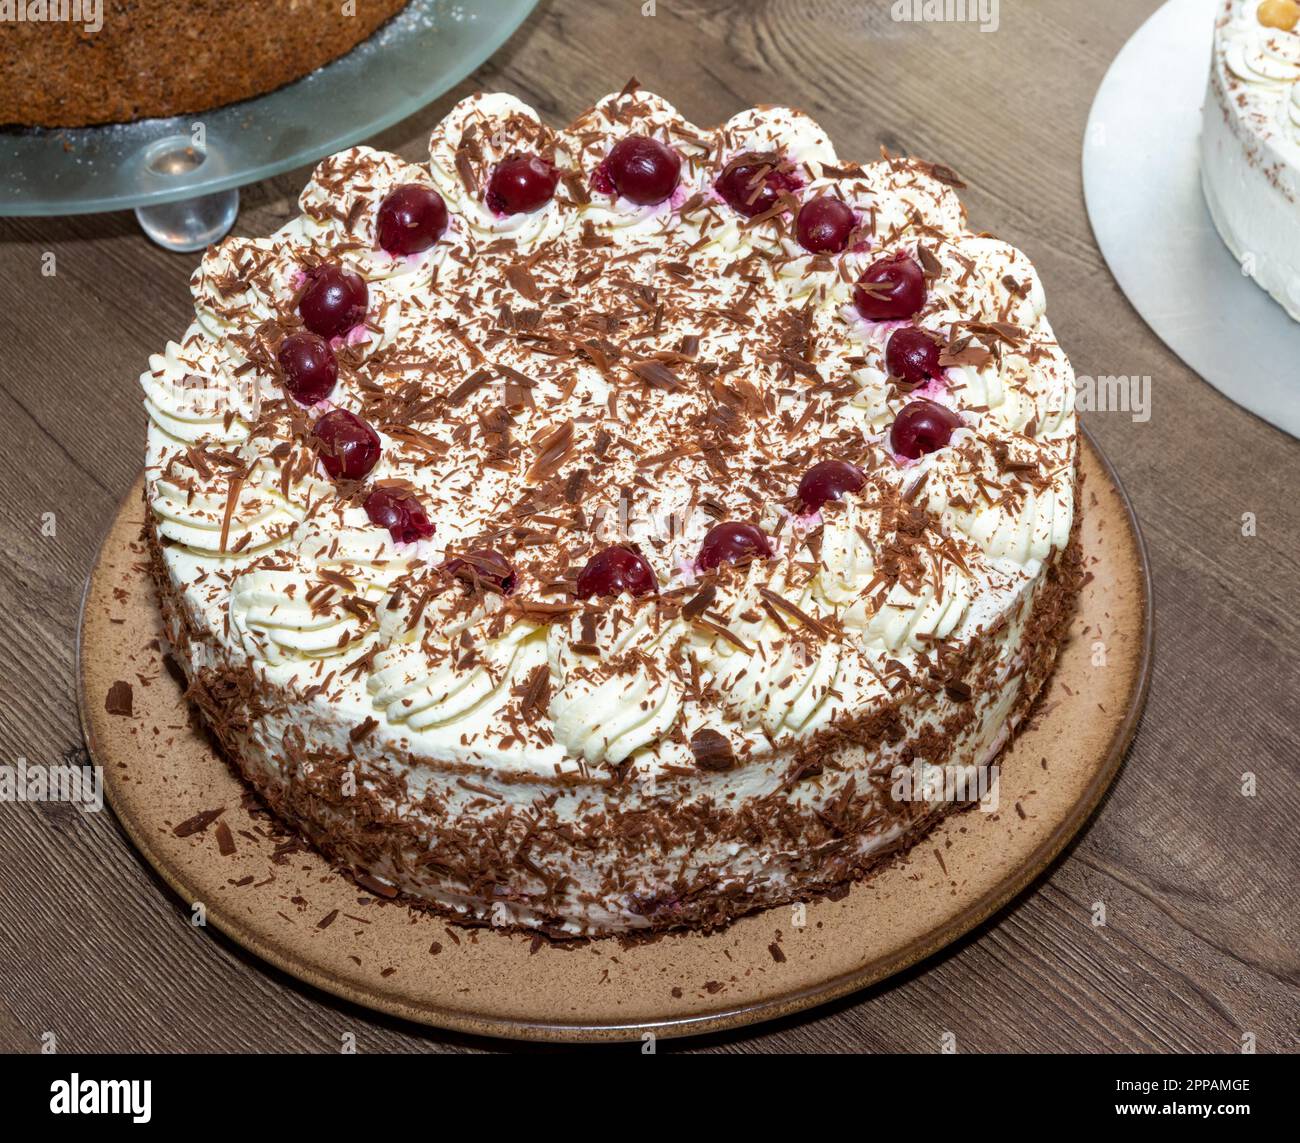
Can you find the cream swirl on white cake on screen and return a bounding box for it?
[142,86,1080,936]
[298,146,464,283]
[147,445,324,557]
[141,326,259,445]
[427,93,573,249]
[230,502,427,667]
[191,237,299,343]
[1202,0,1300,319]
[548,604,688,765]
[690,562,847,737]
[563,91,712,234]
[369,578,544,736]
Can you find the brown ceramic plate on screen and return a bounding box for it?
[78,429,1151,1043]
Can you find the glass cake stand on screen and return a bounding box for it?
[0,0,538,251]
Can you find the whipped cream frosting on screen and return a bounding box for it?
[1221,0,1300,145]
[143,86,1079,934]
[1202,0,1300,319]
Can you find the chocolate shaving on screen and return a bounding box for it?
[446,368,493,406]
[527,419,575,482]
[355,873,398,898]
[349,717,379,743]
[756,588,829,639]
[105,680,134,717]
[924,161,966,188]
[518,663,551,723]
[916,245,944,280]
[629,359,680,390]
[173,807,225,838]
[218,473,244,554]
[215,820,237,855]
[681,584,717,620]
[504,264,542,303]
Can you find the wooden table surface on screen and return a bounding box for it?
[1,0,1296,1054]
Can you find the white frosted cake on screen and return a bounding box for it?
[141,86,1080,937]
[1202,0,1300,319]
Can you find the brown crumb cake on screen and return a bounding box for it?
[0,1,408,128]
[140,87,1082,937]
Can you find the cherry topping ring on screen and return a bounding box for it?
[599,135,682,206]
[364,487,435,544]
[890,399,963,460]
[299,263,368,340]
[854,253,927,322]
[796,460,866,515]
[697,522,773,573]
[715,151,801,218]
[575,545,658,600]
[277,332,338,406]
[885,326,943,386]
[486,154,559,215]
[796,195,855,254]
[376,184,449,256]
[313,409,382,481]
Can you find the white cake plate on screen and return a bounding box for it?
[1083,0,1300,439]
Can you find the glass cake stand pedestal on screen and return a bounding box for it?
[0,0,538,252]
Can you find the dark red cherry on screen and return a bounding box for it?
[444,548,516,594]
[715,151,801,218]
[697,522,773,573]
[486,154,559,215]
[575,545,657,600]
[890,399,963,460]
[299,263,368,339]
[276,332,338,405]
[885,326,943,386]
[376,183,448,256]
[854,254,926,322]
[796,196,855,253]
[313,409,381,480]
[796,460,866,514]
[599,135,682,206]
[364,487,434,544]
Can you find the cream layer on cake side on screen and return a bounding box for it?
[1202,0,1300,320]
[141,88,1080,936]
